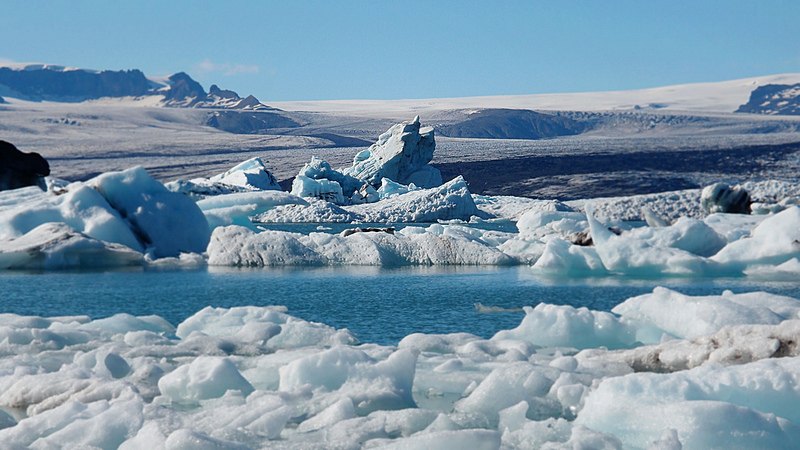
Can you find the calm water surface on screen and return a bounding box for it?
[2,266,800,345]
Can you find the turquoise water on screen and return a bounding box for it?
[2,266,800,345]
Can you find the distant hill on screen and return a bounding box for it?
[736,84,800,115]
[0,66,151,101]
[0,64,273,111]
[436,109,587,139]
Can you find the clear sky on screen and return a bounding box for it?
[2,0,798,101]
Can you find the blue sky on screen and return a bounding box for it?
[2,0,798,101]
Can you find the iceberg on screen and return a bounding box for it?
[166,157,281,200]
[342,116,442,189]
[0,167,209,263]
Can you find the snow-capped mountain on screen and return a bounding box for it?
[0,64,272,110]
[737,83,800,115]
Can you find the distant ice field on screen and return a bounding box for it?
[2,266,800,345]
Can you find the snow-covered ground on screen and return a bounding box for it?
[272,73,800,116]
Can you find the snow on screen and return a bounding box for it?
[272,73,800,116]
[0,287,795,448]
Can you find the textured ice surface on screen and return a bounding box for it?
[0,289,796,448]
[0,167,209,265]
[342,116,442,188]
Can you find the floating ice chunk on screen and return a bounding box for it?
[0,222,142,269]
[207,223,512,266]
[493,303,636,350]
[166,158,281,200]
[209,157,281,191]
[90,167,210,258]
[0,391,143,449]
[455,362,557,425]
[0,183,142,251]
[342,116,442,188]
[207,226,326,266]
[158,356,254,404]
[702,212,764,243]
[253,199,358,223]
[163,428,250,450]
[624,216,727,257]
[196,190,306,230]
[280,347,417,414]
[516,202,582,239]
[576,358,800,449]
[612,286,800,342]
[176,305,354,349]
[297,397,356,433]
[291,174,346,204]
[585,319,800,373]
[711,206,800,269]
[370,429,501,450]
[377,178,420,199]
[587,209,716,276]
[532,238,607,275]
[344,176,480,223]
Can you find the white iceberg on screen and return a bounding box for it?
[342,116,442,189]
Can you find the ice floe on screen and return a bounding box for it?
[0,288,796,448]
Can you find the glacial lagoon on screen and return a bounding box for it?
[3,266,800,345]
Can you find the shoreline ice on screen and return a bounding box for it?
[0,288,796,448]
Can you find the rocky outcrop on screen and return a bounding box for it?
[0,141,50,191]
[0,64,275,111]
[0,66,151,101]
[162,72,273,110]
[736,84,800,115]
[342,116,442,188]
[161,72,207,106]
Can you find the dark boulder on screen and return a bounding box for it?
[0,141,50,191]
[701,183,752,214]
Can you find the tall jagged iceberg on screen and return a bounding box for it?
[292,117,443,205]
[342,115,442,188]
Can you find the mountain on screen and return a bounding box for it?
[0,65,151,101]
[736,84,800,115]
[0,64,272,110]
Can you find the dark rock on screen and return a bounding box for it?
[736,84,800,115]
[0,140,50,191]
[208,84,240,100]
[0,66,151,101]
[235,94,262,109]
[163,72,207,104]
[341,227,395,237]
[437,108,587,140]
[701,183,752,214]
[568,231,593,246]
